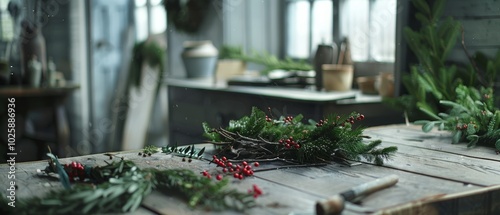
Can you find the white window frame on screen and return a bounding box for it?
[284,0,397,71]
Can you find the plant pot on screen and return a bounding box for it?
[181,40,218,78]
[215,59,246,82]
[322,64,353,91]
[356,76,378,95]
[376,72,394,97]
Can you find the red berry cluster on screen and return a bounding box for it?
[283,116,294,124]
[316,119,329,127]
[207,155,259,180]
[345,114,365,125]
[278,136,300,149]
[456,122,476,130]
[202,170,219,180]
[248,184,263,198]
[265,115,272,122]
[63,161,86,182]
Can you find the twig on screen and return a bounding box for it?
[253,163,328,172]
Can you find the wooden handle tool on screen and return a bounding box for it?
[316,174,399,215]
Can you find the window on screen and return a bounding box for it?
[0,0,14,59]
[286,0,396,63]
[134,0,167,41]
[286,0,333,59]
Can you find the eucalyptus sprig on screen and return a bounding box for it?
[5,155,256,215]
[203,107,397,165]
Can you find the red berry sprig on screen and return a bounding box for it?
[278,136,300,149]
[248,184,263,198]
[265,115,272,122]
[283,116,294,124]
[207,155,259,180]
[316,119,329,127]
[63,161,87,182]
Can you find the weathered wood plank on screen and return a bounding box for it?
[255,162,479,213]
[376,184,500,215]
[365,125,500,162]
[142,177,323,215]
[443,0,500,18]
[447,47,499,65]
[459,19,500,47]
[362,126,500,186]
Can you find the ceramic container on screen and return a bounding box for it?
[313,44,338,91]
[181,40,218,78]
[356,76,378,94]
[322,64,353,91]
[376,72,394,97]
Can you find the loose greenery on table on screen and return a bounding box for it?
[414,85,500,152]
[2,153,256,215]
[203,107,397,165]
[219,45,313,74]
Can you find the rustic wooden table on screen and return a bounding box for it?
[2,124,500,215]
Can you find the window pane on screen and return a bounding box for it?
[370,0,396,62]
[135,0,147,7]
[340,0,369,62]
[311,0,333,51]
[151,5,167,34]
[135,7,148,41]
[286,1,310,59]
[151,0,163,6]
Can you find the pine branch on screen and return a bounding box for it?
[203,107,397,165]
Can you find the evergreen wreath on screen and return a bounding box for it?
[203,107,398,165]
[1,153,257,215]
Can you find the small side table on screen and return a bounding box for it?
[0,84,79,159]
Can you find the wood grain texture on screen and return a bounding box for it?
[443,0,500,18]
[2,125,500,214]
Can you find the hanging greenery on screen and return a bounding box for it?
[164,0,213,34]
[1,153,256,215]
[128,41,165,91]
[203,107,397,165]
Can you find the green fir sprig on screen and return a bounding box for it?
[414,85,500,152]
[4,155,255,215]
[203,107,397,165]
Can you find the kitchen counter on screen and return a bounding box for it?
[166,78,403,145]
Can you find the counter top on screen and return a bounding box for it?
[165,78,382,104]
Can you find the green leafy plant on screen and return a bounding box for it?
[218,45,313,74]
[414,85,500,151]
[203,107,397,165]
[164,0,213,34]
[385,0,464,120]
[129,41,165,90]
[3,154,256,215]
